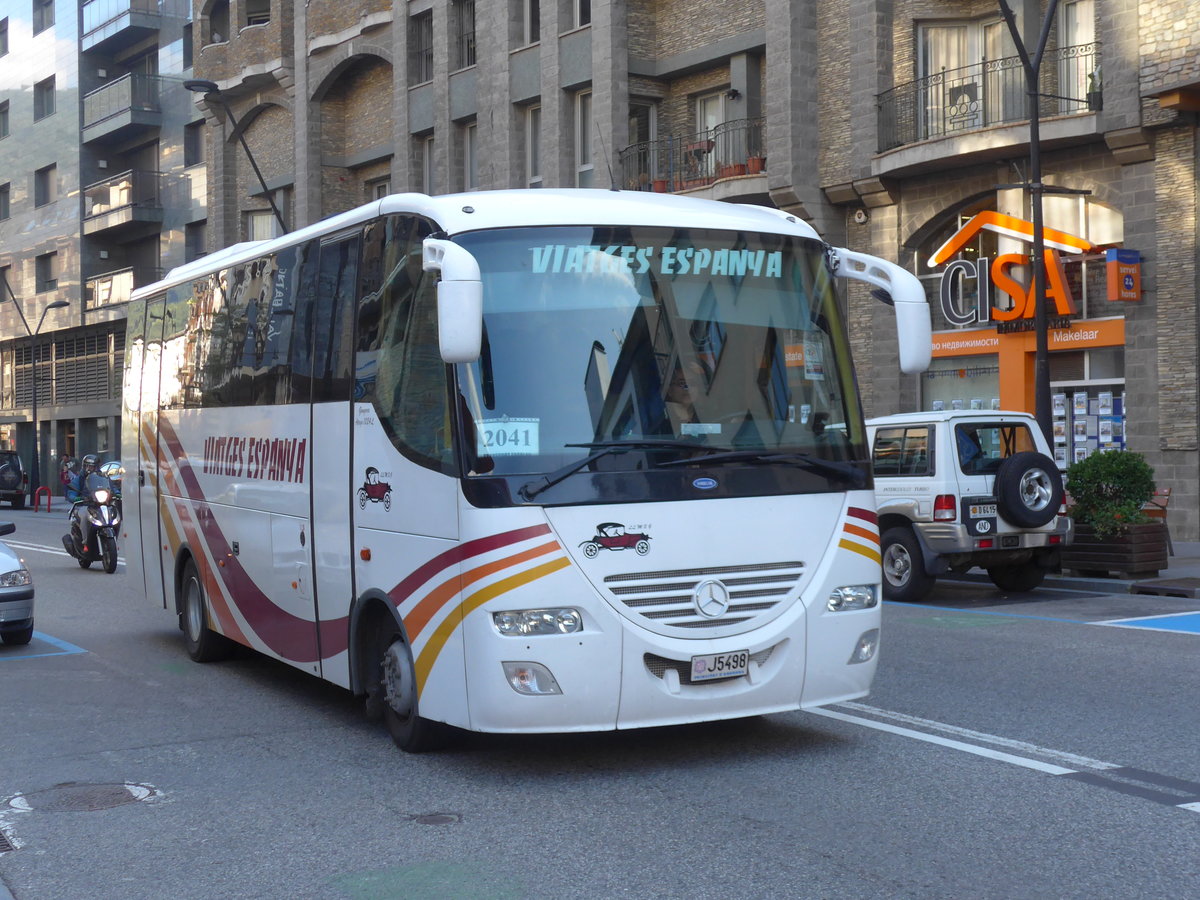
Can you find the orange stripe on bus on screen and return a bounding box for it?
[414,556,572,693]
[843,522,879,544]
[403,540,563,642]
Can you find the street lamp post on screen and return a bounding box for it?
[1,284,70,504]
[183,79,288,234]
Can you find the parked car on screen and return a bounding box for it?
[866,410,1072,601]
[0,522,34,645]
[0,451,27,509]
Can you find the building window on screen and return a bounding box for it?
[525,105,542,187]
[575,90,593,187]
[182,23,193,69]
[184,121,205,167]
[35,252,58,292]
[34,164,56,207]
[410,11,433,83]
[185,221,207,262]
[245,0,270,27]
[208,0,230,43]
[452,0,476,70]
[34,76,56,121]
[522,0,540,44]
[463,121,478,191]
[0,183,9,220]
[366,177,391,200]
[32,0,54,35]
[0,100,9,139]
[419,134,434,193]
[0,17,9,56]
[918,19,1018,135]
[245,209,279,241]
[568,0,590,29]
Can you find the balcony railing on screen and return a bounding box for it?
[85,266,162,311]
[82,170,164,234]
[619,117,765,192]
[878,43,1100,152]
[83,73,162,131]
[81,0,160,51]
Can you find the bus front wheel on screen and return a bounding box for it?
[380,637,450,753]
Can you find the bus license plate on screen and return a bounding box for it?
[969,503,997,518]
[691,650,749,682]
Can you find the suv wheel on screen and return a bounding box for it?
[987,565,1046,593]
[881,526,935,602]
[994,451,1063,528]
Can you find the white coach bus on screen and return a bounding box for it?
[121,189,931,751]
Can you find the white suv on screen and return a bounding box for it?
[866,410,1072,601]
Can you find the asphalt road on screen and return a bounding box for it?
[2,507,1198,899]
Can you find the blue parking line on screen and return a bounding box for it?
[0,632,88,660]
[1099,612,1200,634]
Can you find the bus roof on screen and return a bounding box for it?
[133,189,821,302]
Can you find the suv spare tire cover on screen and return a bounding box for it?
[994,450,1064,528]
[0,463,18,489]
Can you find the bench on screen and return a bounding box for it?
[1142,487,1173,555]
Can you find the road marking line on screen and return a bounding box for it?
[809,707,1076,775]
[839,701,1121,770]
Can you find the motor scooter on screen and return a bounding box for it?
[61,471,122,573]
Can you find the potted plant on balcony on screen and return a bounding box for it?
[746,154,765,174]
[1061,448,1166,578]
[1086,66,1102,112]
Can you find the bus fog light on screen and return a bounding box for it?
[848,628,880,664]
[827,584,878,612]
[492,608,582,636]
[502,662,563,695]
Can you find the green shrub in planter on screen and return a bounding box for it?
[1064,449,1155,539]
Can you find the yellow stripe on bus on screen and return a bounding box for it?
[839,538,881,565]
[414,555,572,694]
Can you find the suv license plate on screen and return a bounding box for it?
[969,503,997,518]
[691,650,749,682]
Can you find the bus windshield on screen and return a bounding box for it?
[453,225,866,483]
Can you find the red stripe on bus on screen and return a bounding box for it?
[847,506,878,524]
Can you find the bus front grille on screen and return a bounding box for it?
[602,561,804,632]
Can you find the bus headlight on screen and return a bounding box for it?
[493,608,582,636]
[502,662,563,695]
[827,584,878,612]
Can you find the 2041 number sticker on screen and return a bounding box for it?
[476,417,540,456]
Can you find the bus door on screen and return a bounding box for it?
[298,233,361,686]
[135,295,168,608]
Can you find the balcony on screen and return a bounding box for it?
[81,0,160,53]
[82,74,163,144]
[85,266,162,311]
[619,117,765,193]
[878,43,1101,152]
[83,170,164,237]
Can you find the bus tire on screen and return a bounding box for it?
[380,636,450,753]
[181,559,234,663]
[881,526,935,602]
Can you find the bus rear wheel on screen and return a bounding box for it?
[380,637,450,753]
[181,559,234,663]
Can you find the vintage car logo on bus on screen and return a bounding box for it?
[579,523,651,559]
[693,579,731,618]
[357,466,393,511]
[692,477,719,490]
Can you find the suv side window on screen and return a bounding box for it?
[955,423,1037,475]
[872,426,931,476]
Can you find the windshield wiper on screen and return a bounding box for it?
[518,439,708,501]
[658,448,868,487]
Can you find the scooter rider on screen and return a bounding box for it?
[67,454,99,545]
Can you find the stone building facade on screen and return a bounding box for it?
[190,0,1200,538]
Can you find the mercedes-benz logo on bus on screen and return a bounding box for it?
[693,579,731,618]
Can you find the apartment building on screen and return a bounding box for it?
[185,1,1196,539]
[0,0,203,493]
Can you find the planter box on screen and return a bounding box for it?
[1060,521,1168,578]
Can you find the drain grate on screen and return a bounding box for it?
[1129,577,1200,598]
[0,829,14,853]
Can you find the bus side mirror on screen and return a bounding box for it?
[830,247,932,375]
[422,238,483,363]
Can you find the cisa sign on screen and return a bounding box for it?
[929,211,1094,327]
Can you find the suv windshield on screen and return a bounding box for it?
[452,225,865,491]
